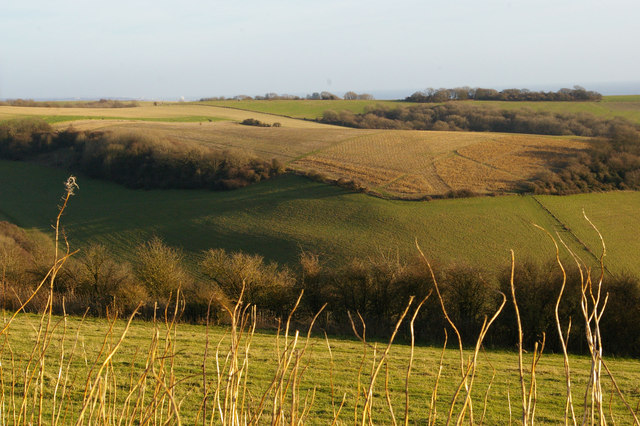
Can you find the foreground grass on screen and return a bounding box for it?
[2,309,639,424]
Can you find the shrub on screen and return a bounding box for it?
[240,118,271,127]
[200,248,296,317]
[134,237,192,300]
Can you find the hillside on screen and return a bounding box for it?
[6,99,639,198]
[2,159,639,277]
[10,115,589,198]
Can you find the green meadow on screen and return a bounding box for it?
[199,95,640,124]
[2,159,639,276]
[197,99,413,119]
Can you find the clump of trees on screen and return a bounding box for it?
[240,118,281,127]
[200,91,374,102]
[320,102,627,136]
[405,86,602,102]
[306,91,340,100]
[0,98,139,108]
[343,91,374,100]
[0,118,285,190]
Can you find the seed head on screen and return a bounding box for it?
[65,176,79,196]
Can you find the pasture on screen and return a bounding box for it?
[475,97,640,124]
[2,160,640,277]
[2,307,639,424]
[196,95,640,124]
[197,99,413,119]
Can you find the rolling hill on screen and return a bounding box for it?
[1,159,638,277]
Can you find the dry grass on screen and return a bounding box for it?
[67,121,374,163]
[293,131,589,197]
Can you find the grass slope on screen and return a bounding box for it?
[2,160,634,276]
[197,96,640,124]
[536,192,640,275]
[476,99,640,124]
[4,311,640,423]
[197,99,413,119]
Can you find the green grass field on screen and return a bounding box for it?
[2,160,638,277]
[476,99,640,124]
[3,310,639,424]
[196,99,413,119]
[197,96,640,124]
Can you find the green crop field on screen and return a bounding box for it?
[196,99,413,119]
[2,160,638,277]
[602,94,640,102]
[475,98,640,124]
[196,96,640,124]
[2,309,639,424]
[536,192,640,276]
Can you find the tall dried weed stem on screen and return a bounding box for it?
[0,177,639,424]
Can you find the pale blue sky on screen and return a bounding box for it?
[1,0,639,100]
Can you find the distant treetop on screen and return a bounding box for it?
[405,86,602,102]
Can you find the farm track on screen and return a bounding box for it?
[452,149,525,179]
[531,196,612,276]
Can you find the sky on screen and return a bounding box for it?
[1,0,639,100]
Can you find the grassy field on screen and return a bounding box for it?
[196,96,640,123]
[536,192,640,276]
[3,309,639,424]
[196,99,413,119]
[2,160,639,277]
[476,98,640,124]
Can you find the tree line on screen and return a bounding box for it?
[199,91,374,101]
[0,118,284,190]
[405,86,602,102]
[0,98,139,108]
[1,221,638,356]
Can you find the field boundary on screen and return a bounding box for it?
[194,102,312,122]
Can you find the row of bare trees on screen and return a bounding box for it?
[2,218,640,355]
